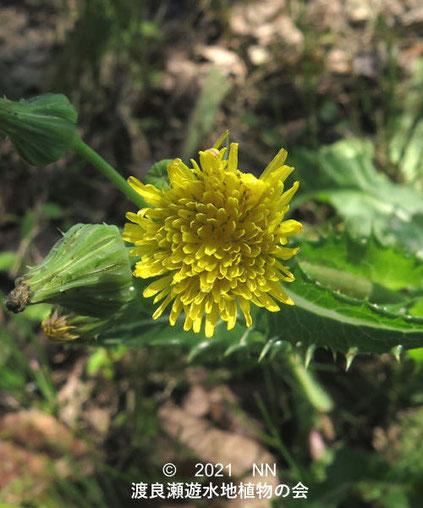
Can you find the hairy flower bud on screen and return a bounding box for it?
[6,224,133,317]
[0,93,77,166]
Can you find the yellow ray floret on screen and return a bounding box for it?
[122,137,302,338]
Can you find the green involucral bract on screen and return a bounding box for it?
[6,224,133,318]
[0,93,77,166]
[144,159,173,190]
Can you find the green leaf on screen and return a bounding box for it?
[262,235,423,354]
[95,307,267,360]
[293,138,423,253]
[298,234,423,292]
[319,140,423,238]
[87,262,284,358]
[145,159,172,189]
[289,148,332,194]
[271,268,423,354]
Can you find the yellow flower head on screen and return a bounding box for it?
[123,134,302,338]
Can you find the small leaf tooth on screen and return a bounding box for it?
[345,347,359,371]
[305,344,316,369]
[224,343,243,357]
[259,339,275,362]
[187,347,202,362]
[187,340,210,361]
[331,349,338,363]
[391,344,404,363]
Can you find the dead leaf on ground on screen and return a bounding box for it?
[158,402,278,507]
[197,45,247,79]
[0,409,92,504]
[230,1,284,38]
[57,357,94,426]
[182,383,262,440]
[182,384,210,418]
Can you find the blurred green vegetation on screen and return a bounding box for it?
[2,0,423,506]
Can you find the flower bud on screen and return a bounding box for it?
[42,308,111,342]
[0,93,77,166]
[6,224,133,317]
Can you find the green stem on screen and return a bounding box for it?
[72,137,147,209]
